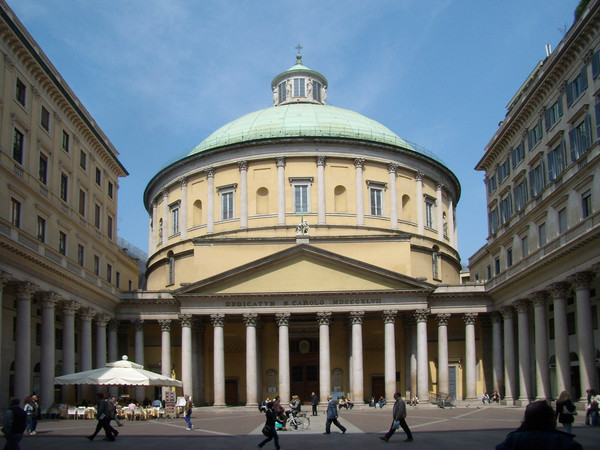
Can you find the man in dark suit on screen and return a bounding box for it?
[380,392,413,442]
[311,392,318,416]
[323,396,346,434]
[87,393,118,441]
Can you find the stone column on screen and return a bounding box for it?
[490,312,504,396]
[14,282,35,403]
[388,164,398,230]
[499,306,516,404]
[551,282,571,395]
[180,177,188,239]
[382,310,398,402]
[435,313,450,397]
[133,319,145,402]
[415,309,430,402]
[79,308,95,402]
[354,159,365,226]
[180,314,193,397]
[436,181,444,241]
[317,156,326,225]
[107,320,118,398]
[277,157,286,225]
[532,292,550,400]
[571,272,598,399]
[317,311,332,406]
[463,313,478,400]
[211,313,226,407]
[416,171,424,235]
[243,312,259,408]
[61,300,79,402]
[349,311,365,405]
[158,319,172,402]
[276,312,291,403]
[95,315,109,368]
[514,300,532,404]
[39,292,58,411]
[206,168,215,233]
[239,161,248,228]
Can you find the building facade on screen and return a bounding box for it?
[470,0,600,402]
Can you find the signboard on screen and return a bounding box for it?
[165,391,176,416]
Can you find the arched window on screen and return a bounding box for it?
[334,185,347,212]
[402,194,412,221]
[256,187,269,215]
[167,251,175,286]
[193,200,203,226]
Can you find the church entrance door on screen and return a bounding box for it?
[290,338,319,404]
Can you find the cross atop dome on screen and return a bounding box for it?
[295,44,303,64]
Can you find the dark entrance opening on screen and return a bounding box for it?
[225,378,239,405]
[371,375,384,400]
[290,338,319,404]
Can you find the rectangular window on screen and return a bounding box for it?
[106,264,112,283]
[13,128,24,164]
[95,167,102,186]
[425,200,435,228]
[593,49,600,78]
[221,191,234,220]
[38,153,48,185]
[370,187,383,216]
[79,150,87,170]
[60,172,68,201]
[528,118,543,150]
[58,231,67,256]
[37,216,46,242]
[569,115,593,162]
[278,81,286,103]
[558,208,567,234]
[40,106,50,131]
[488,207,499,235]
[107,215,113,239]
[294,185,309,213]
[494,257,501,276]
[499,193,513,225]
[545,97,563,130]
[128,280,133,290]
[547,140,567,182]
[497,156,511,183]
[108,181,114,199]
[487,173,497,195]
[512,140,526,168]
[116,271,121,289]
[507,248,513,267]
[62,130,70,152]
[566,66,588,107]
[521,235,529,258]
[313,81,322,102]
[538,222,547,247]
[94,204,101,229]
[15,77,26,106]
[93,255,100,276]
[169,205,179,234]
[529,161,546,198]
[78,189,86,216]
[293,78,305,97]
[486,265,491,280]
[11,198,21,228]
[582,190,592,218]
[77,244,84,266]
[567,312,576,335]
[514,178,528,212]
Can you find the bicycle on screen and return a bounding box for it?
[288,412,310,431]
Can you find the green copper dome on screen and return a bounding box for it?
[189,103,416,155]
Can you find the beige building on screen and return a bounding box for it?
[0,0,139,411]
[469,1,600,402]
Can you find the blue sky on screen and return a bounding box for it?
[7,0,579,264]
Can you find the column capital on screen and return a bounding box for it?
[275,312,290,327]
[238,160,248,171]
[499,305,514,319]
[348,310,365,325]
[39,291,60,308]
[382,310,398,324]
[513,299,530,314]
[415,171,424,181]
[243,312,259,327]
[179,314,193,328]
[435,313,451,326]
[132,319,145,331]
[463,312,478,325]
[354,158,365,169]
[490,311,503,323]
[569,271,596,290]
[436,180,444,191]
[210,313,226,327]
[388,163,397,174]
[78,307,97,321]
[15,281,36,300]
[179,177,188,188]
[532,291,550,307]
[550,282,571,299]
[95,314,111,326]
[205,167,215,178]
[316,155,326,166]
[276,156,286,168]
[0,271,10,288]
[158,319,172,332]
[414,308,430,323]
[317,311,332,326]
[60,300,80,315]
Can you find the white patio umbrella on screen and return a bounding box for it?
[54,355,183,387]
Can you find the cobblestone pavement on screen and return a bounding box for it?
[14,405,597,449]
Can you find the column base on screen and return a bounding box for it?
[516,398,531,407]
[213,403,227,408]
[501,397,514,406]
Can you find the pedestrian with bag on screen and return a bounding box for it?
[87,392,118,441]
[184,395,193,430]
[379,392,413,442]
[258,401,280,449]
[323,396,346,435]
[2,398,27,449]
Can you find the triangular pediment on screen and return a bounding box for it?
[176,244,433,295]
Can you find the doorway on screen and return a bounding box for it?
[371,376,385,400]
[289,338,319,403]
[225,378,239,405]
[449,366,457,399]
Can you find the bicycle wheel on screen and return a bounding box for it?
[301,416,310,430]
[289,418,299,431]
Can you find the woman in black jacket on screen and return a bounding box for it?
[556,390,577,434]
[258,401,280,449]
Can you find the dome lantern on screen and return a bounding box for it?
[271,48,328,106]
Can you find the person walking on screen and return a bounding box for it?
[379,392,413,442]
[109,397,123,427]
[184,395,193,430]
[87,393,118,441]
[2,398,27,449]
[323,396,346,435]
[555,390,577,435]
[311,392,318,416]
[258,401,280,449]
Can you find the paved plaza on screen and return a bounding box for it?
[12,404,598,449]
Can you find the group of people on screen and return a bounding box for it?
[482,392,501,404]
